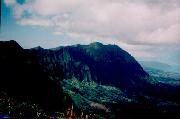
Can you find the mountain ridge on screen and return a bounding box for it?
[31,41,149,91]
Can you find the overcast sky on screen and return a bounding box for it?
[1,0,180,66]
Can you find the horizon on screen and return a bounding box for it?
[0,0,180,66]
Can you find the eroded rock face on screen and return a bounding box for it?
[33,42,148,91]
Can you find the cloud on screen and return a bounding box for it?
[6,0,179,44]
[4,0,180,64]
[4,0,16,6]
[17,17,52,27]
[135,24,180,45]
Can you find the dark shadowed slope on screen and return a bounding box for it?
[0,40,73,118]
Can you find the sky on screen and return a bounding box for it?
[0,0,180,66]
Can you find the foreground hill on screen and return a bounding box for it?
[0,40,73,118]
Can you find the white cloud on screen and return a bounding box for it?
[136,24,180,45]
[4,0,180,64]
[18,17,52,27]
[8,0,179,44]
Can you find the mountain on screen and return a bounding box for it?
[33,42,149,91]
[30,41,179,118]
[0,40,179,119]
[139,61,180,73]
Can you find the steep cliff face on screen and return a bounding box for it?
[33,42,149,91]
